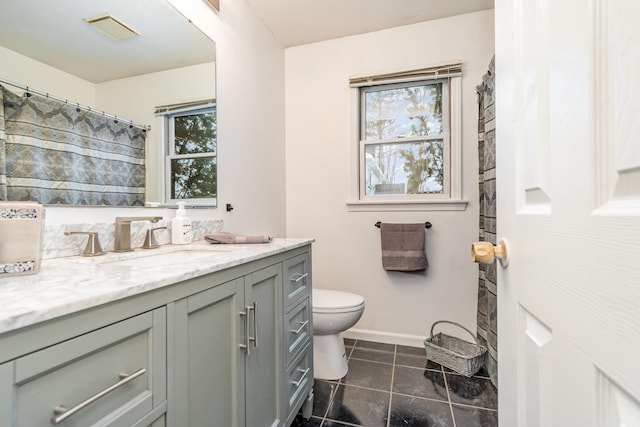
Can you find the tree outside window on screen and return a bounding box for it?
[165,106,217,204]
[361,80,448,198]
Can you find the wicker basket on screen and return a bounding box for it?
[424,320,487,377]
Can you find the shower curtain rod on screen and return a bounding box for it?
[0,77,151,131]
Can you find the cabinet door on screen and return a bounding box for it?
[0,362,12,426]
[244,264,283,427]
[173,278,246,427]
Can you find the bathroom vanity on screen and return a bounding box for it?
[0,239,313,427]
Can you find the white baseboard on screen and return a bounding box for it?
[342,328,425,349]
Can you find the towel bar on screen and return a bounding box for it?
[375,221,432,229]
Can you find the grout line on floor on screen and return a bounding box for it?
[322,417,361,427]
[390,390,450,405]
[441,366,457,427]
[385,345,398,427]
[450,402,499,412]
[348,356,394,367]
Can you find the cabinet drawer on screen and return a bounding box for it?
[11,308,166,427]
[284,253,311,307]
[285,299,311,366]
[285,343,313,417]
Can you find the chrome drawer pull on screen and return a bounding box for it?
[239,307,250,355]
[51,368,146,425]
[290,320,309,335]
[290,273,308,283]
[249,302,259,348]
[291,367,310,388]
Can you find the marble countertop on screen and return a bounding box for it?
[0,238,313,335]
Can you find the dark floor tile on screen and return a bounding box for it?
[396,345,424,356]
[322,420,360,427]
[353,340,395,352]
[395,345,428,368]
[424,360,445,371]
[341,358,393,391]
[452,404,498,427]
[350,346,395,364]
[389,394,454,427]
[473,367,492,379]
[344,338,356,347]
[345,345,354,359]
[289,415,323,427]
[425,360,443,371]
[325,384,390,427]
[392,366,449,402]
[446,373,498,410]
[311,380,339,417]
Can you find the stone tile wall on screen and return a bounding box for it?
[41,219,223,259]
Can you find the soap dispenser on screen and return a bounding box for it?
[171,202,193,244]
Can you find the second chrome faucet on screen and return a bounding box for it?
[114,216,163,252]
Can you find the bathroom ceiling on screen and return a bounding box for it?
[247,0,495,47]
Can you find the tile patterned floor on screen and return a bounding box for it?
[291,339,498,427]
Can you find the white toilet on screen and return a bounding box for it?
[312,288,365,380]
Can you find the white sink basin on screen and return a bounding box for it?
[102,249,222,268]
[73,245,237,268]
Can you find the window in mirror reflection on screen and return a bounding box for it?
[164,105,217,205]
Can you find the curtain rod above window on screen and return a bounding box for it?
[0,77,151,131]
[154,98,216,115]
[349,61,463,88]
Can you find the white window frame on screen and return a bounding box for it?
[161,104,217,207]
[346,66,466,212]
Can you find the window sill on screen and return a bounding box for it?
[345,199,468,212]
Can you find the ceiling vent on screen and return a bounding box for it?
[83,14,139,40]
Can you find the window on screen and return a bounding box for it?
[162,104,217,206]
[348,63,465,211]
[361,80,448,198]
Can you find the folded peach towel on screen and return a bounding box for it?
[380,223,428,272]
[205,232,272,244]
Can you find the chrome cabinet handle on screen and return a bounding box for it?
[249,302,259,348]
[290,320,309,335]
[51,368,146,425]
[239,307,250,355]
[290,273,308,283]
[291,367,310,388]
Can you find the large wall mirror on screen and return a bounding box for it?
[0,0,216,207]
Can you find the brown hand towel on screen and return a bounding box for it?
[204,231,272,244]
[380,223,428,272]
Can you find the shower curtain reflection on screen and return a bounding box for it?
[0,86,146,206]
[476,56,498,388]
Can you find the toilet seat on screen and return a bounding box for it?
[313,289,365,314]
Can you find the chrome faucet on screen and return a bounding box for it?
[64,231,105,257]
[114,216,163,252]
[142,226,168,249]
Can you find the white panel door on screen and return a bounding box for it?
[495,0,640,425]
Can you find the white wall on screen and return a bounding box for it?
[168,0,287,235]
[0,46,95,107]
[1,0,287,235]
[285,10,495,346]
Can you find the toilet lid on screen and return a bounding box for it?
[313,289,365,311]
